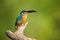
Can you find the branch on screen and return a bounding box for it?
[5,22,36,40]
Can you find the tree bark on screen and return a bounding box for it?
[5,22,36,40]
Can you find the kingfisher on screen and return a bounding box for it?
[15,10,37,27]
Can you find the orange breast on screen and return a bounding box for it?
[17,13,27,26]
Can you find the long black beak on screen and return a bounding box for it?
[27,10,37,13]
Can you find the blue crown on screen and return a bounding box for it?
[20,10,27,14]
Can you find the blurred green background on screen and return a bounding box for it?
[0,0,60,40]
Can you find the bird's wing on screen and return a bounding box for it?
[15,14,22,26]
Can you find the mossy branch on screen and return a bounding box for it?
[5,22,36,40]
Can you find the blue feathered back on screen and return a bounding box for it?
[15,14,22,25]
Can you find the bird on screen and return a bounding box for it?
[15,10,37,27]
